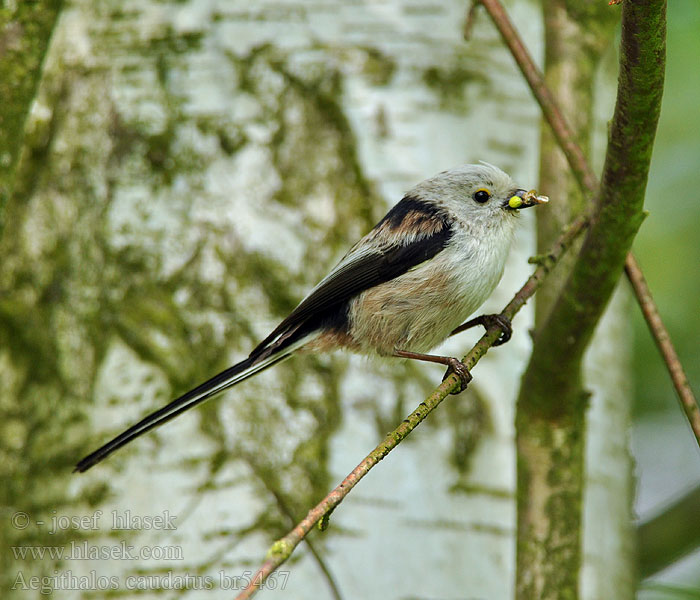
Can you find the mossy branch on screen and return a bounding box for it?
[233,214,589,600]
[525,0,665,395]
[477,0,668,597]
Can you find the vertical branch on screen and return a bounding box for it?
[522,1,615,595]
[514,0,666,598]
[534,0,616,323]
[510,6,616,592]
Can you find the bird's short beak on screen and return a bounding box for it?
[505,189,549,210]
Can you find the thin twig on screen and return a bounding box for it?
[476,0,699,446]
[463,1,480,40]
[624,259,700,447]
[474,0,599,195]
[267,480,344,600]
[235,214,590,600]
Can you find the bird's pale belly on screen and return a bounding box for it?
[347,250,504,355]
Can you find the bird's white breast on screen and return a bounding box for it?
[348,216,516,355]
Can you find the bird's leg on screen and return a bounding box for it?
[393,349,471,394]
[450,313,512,346]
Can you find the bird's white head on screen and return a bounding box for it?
[407,162,547,231]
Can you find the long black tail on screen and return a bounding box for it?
[74,351,291,473]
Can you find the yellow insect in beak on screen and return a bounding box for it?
[508,189,549,210]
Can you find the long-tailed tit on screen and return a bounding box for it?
[75,162,547,472]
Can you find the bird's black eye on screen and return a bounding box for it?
[473,188,491,203]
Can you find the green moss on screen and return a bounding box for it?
[541,427,584,599]
[145,26,204,55]
[445,388,490,474]
[360,46,397,86]
[0,0,63,233]
[422,63,488,112]
[108,107,204,188]
[515,416,585,599]
[449,483,513,499]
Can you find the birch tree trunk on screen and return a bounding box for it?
[2,1,632,598]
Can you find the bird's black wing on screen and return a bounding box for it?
[250,197,454,359]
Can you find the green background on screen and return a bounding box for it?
[633,0,699,417]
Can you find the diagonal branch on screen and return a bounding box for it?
[234,214,589,600]
[250,455,344,600]
[624,259,700,446]
[469,0,599,196]
[476,0,698,446]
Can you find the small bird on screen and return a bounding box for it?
[75,163,547,472]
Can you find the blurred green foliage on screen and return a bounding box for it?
[632,0,700,416]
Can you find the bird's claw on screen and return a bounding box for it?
[442,357,472,394]
[483,313,512,346]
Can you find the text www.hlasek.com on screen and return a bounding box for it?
[12,541,183,561]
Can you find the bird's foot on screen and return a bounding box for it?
[481,313,512,346]
[442,357,472,394]
[451,313,512,346]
